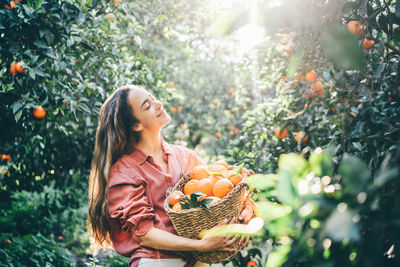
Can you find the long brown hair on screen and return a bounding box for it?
[88,85,141,246]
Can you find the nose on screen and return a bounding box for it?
[155,100,163,110]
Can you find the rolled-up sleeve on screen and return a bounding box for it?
[107,171,155,241]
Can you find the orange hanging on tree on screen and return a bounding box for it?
[15,62,26,73]
[347,20,365,37]
[275,127,288,139]
[33,106,46,119]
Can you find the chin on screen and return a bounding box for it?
[161,113,172,126]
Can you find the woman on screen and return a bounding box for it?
[88,85,252,267]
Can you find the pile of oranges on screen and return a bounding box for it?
[168,160,247,211]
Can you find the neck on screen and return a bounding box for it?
[136,130,163,157]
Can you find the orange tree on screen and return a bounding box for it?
[208,0,400,266]
[0,0,174,264]
[213,0,400,174]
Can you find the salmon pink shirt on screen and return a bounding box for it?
[106,139,204,267]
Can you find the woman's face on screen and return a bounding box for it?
[127,87,171,133]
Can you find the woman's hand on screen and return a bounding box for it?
[198,216,249,252]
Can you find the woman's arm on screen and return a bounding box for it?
[140,217,239,252]
[140,227,237,252]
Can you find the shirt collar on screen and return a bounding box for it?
[131,138,172,165]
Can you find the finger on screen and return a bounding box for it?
[217,218,229,226]
[221,247,236,252]
[244,237,250,246]
[225,236,238,246]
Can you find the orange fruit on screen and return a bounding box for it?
[310,81,323,97]
[113,0,120,5]
[284,48,293,55]
[347,20,364,37]
[387,97,392,104]
[241,204,253,222]
[33,106,46,119]
[305,92,314,100]
[247,260,258,266]
[208,174,223,186]
[190,165,210,180]
[215,131,221,138]
[362,39,374,50]
[184,180,200,195]
[228,88,234,94]
[275,127,288,139]
[213,98,220,105]
[229,173,243,186]
[169,81,175,87]
[197,178,214,197]
[208,164,230,178]
[213,179,234,198]
[295,72,305,81]
[305,70,317,82]
[214,160,229,169]
[247,199,258,213]
[176,105,182,111]
[169,190,184,206]
[106,13,114,20]
[295,131,309,144]
[9,64,17,76]
[170,107,177,113]
[15,62,25,73]
[5,1,15,9]
[172,202,182,211]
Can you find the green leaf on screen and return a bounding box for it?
[277,169,299,207]
[15,109,23,122]
[257,201,292,222]
[339,154,370,194]
[199,217,264,239]
[11,102,23,114]
[324,209,360,242]
[308,149,333,177]
[278,153,308,178]
[397,0,400,19]
[230,163,244,176]
[28,70,36,80]
[34,0,43,10]
[266,245,290,267]
[321,25,364,70]
[372,166,399,189]
[247,174,277,191]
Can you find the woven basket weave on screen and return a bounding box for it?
[164,171,252,264]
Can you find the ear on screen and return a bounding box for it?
[132,122,143,132]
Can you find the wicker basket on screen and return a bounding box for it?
[164,171,252,264]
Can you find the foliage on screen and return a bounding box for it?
[1,0,399,266]
[0,233,75,267]
[210,0,400,175]
[0,0,166,197]
[0,181,90,256]
[227,247,263,267]
[103,251,130,267]
[246,148,400,267]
